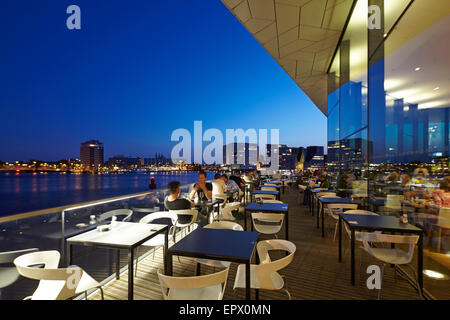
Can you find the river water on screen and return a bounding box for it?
[0,171,215,217]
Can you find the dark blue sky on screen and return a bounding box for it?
[0,0,326,162]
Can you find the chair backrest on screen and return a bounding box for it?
[317,192,337,198]
[344,209,378,216]
[204,221,243,231]
[140,211,178,225]
[361,233,419,264]
[0,248,39,264]
[261,187,277,191]
[168,209,198,228]
[256,194,276,200]
[251,212,284,224]
[386,195,403,210]
[255,240,296,290]
[157,268,229,300]
[438,207,450,228]
[13,250,87,300]
[97,209,133,222]
[262,200,283,204]
[326,203,358,211]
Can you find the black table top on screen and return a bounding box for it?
[245,202,288,212]
[168,228,258,261]
[318,197,360,204]
[252,190,279,195]
[340,214,423,234]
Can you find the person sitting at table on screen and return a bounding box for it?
[222,174,242,200]
[230,171,245,190]
[319,174,330,189]
[189,171,212,203]
[212,173,227,203]
[164,181,207,226]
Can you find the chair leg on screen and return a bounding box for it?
[281,275,291,300]
[84,291,88,300]
[333,221,338,242]
[99,287,104,300]
[404,264,423,299]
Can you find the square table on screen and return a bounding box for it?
[166,228,258,300]
[309,188,333,216]
[338,214,424,293]
[252,190,280,201]
[317,197,359,237]
[67,221,169,300]
[245,202,289,240]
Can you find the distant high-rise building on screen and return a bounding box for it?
[80,140,104,169]
[304,146,324,169]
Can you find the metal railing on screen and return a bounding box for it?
[0,183,194,300]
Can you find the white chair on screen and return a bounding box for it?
[341,209,379,241]
[217,202,240,221]
[316,192,339,219]
[251,212,284,238]
[169,209,199,239]
[97,209,133,222]
[256,194,276,201]
[0,248,39,299]
[14,250,103,300]
[233,240,296,299]
[157,268,229,300]
[361,233,421,299]
[195,222,243,273]
[134,211,178,275]
[261,187,277,191]
[262,200,283,204]
[326,203,359,242]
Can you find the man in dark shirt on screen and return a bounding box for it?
[189,171,212,203]
[164,181,195,225]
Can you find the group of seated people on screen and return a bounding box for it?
[163,170,252,227]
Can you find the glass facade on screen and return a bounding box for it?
[327,0,450,298]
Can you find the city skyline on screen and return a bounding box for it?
[0,0,327,162]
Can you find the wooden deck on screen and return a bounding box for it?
[89,188,435,300]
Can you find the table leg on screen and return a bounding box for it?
[245,262,251,300]
[128,248,134,300]
[69,244,73,266]
[418,233,423,297]
[316,198,320,229]
[116,249,120,280]
[321,204,325,237]
[244,209,248,231]
[167,252,173,276]
[351,229,355,285]
[163,228,169,275]
[338,217,342,262]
